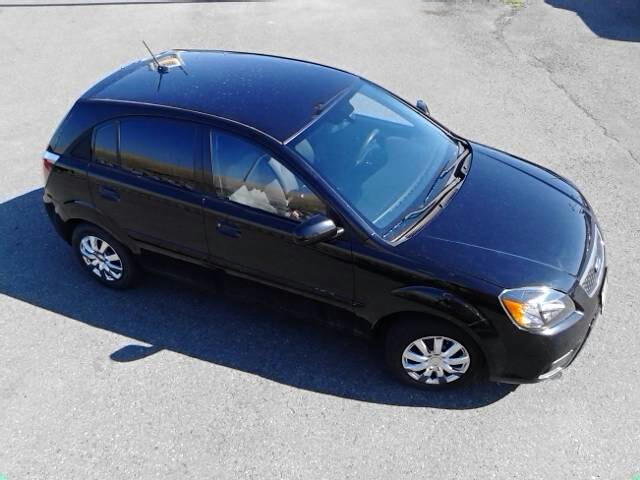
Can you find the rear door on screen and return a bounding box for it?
[202,129,354,308]
[88,116,208,258]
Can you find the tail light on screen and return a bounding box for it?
[42,150,60,184]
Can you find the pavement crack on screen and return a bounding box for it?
[494,4,522,54]
[530,53,640,167]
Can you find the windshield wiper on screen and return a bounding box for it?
[385,174,463,237]
[436,140,467,180]
[384,147,470,241]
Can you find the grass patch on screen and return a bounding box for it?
[502,0,524,7]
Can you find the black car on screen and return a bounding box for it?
[42,50,607,390]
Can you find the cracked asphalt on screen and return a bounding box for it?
[1,0,639,478]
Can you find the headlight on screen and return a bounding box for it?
[499,287,581,332]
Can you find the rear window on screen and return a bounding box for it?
[119,117,198,186]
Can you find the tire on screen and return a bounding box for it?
[71,223,140,289]
[384,317,483,390]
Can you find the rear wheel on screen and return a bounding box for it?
[71,224,139,289]
[384,317,482,390]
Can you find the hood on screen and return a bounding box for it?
[395,143,590,290]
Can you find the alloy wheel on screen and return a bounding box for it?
[79,235,123,282]
[401,335,471,384]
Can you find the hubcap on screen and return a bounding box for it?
[79,235,123,282]
[402,336,471,384]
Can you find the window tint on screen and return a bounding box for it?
[119,117,197,186]
[212,131,325,221]
[93,122,117,166]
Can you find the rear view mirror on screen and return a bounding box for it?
[293,214,343,245]
[416,99,430,116]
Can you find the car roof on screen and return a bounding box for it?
[83,49,359,142]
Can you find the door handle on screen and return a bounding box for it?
[98,185,120,202]
[216,222,241,238]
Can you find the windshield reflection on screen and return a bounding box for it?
[288,82,457,233]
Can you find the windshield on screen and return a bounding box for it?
[288,82,458,234]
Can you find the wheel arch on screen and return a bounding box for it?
[372,286,499,369]
[55,200,140,254]
[373,309,491,373]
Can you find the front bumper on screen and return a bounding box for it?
[489,268,606,384]
[540,269,607,379]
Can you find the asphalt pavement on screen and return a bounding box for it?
[0,0,639,478]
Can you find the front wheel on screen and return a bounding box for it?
[71,224,139,289]
[384,318,482,390]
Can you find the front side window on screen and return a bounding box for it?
[119,117,197,187]
[289,82,458,234]
[212,131,325,221]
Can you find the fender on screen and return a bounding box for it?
[391,286,497,339]
[55,199,141,254]
[389,286,503,374]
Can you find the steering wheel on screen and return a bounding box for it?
[354,129,381,167]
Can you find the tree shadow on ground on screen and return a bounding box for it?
[0,189,516,409]
[545,0,640,42]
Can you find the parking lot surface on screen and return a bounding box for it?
[1,0,639,478]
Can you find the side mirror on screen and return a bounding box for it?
[293,214,343,246]
[416,99,430,116]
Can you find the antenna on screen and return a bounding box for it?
[142,40,168,73]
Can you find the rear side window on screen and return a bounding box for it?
[93,122,118,166]
[119,117,198,187]
[71,133,92,160]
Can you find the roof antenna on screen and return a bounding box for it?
[142,40,168,73]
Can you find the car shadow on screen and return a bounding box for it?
[0,189,516,409]
[545,0,640,42]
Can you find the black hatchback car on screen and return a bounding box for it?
[43,50,607,389]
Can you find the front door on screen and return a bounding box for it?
[202,130,354,308]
